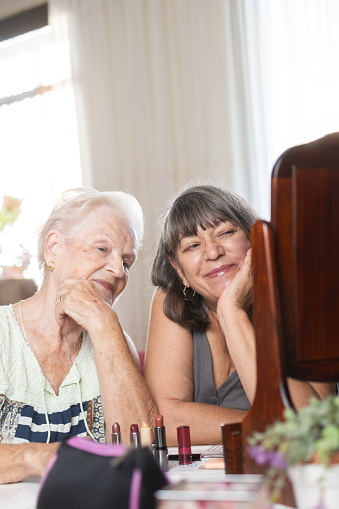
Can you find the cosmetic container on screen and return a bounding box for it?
[140,421,153,449]
[177,426,192,465]
[130,424,141,449]
[111,422,122,445]
[154,414,169,472]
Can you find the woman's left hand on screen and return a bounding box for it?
[217,248,253,314]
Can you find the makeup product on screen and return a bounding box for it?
[177,425,192,465]
[130,423,141,448]
[140,421,153,449]
[154,414,169,472]
[168,453,201,462]
[111,422,122,445]
[168,452,223,461]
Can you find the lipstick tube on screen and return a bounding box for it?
[177,425,192,465]
[154,414,169,472]
[140,421,153,449]
[111,422,122,445]
[130,424,141,449]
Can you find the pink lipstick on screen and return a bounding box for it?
[130,423,141,449]
[205,265,234,278]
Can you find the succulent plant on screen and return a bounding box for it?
[247,396,339,501]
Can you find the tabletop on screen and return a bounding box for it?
[0,446,294,509]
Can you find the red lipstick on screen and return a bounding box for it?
[154,414,168,472]
[130,423,141,449]
[177,426,192,465]
[111,422,122,445]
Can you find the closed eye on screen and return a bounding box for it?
[183,242,200,252]
[123,258,135,271]
[218,229,238,238]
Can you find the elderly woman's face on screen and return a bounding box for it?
[57,205,137,306]
[171,220,250,308]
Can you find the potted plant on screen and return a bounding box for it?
[247,395,339,509]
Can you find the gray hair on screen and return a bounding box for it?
[38,187,144,270]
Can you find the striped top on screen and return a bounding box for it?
[193,330,251,411]
[0,305,105,444]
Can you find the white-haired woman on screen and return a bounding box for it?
[0,187,155,483]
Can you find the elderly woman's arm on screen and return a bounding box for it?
[55,278,157,444]
[88,309,157,443]
[144,289,247,446]
[0,443,59,484]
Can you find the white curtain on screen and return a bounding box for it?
[255,0,339,171]
[48,0,339,349]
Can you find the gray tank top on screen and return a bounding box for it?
[193,330,251,411]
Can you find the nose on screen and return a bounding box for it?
[106,255,126,279]
[204,240,224,260]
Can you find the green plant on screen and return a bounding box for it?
[247,395,339,501]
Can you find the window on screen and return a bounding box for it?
[0,6,82,283]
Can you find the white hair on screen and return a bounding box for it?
[37,187,144,269]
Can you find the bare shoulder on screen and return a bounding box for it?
[145,288,195,402]
[146,288,193,348]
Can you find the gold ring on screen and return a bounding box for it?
[60,296,63,302]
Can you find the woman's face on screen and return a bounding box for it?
[171,220,251,308]
[55,205,137,306]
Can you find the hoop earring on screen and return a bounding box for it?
[183,286,196,301]
[48,260,55,272]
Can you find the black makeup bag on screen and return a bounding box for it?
[37,436,168,509]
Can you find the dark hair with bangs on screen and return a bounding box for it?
[151,184,259,331]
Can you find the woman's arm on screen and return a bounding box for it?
[216,249,257,404]
[144,289,246,446]
[0,442,59,484]
[89,309,157,444]
[55,278,157,444]
[217,250,335,408]
[287,380,335,407]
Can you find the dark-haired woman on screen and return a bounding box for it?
[144,184,334,445]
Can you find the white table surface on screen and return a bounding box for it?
[0,476,40,509]
[0,446,294,509]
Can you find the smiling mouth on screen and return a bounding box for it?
[204,265,235,278]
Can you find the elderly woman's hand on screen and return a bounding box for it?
[55,278,115,340]
[217,248,253,315]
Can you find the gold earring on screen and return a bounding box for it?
[48,260,55,272]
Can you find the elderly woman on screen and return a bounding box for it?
[144,184,334,446]
[0,187,155,483]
